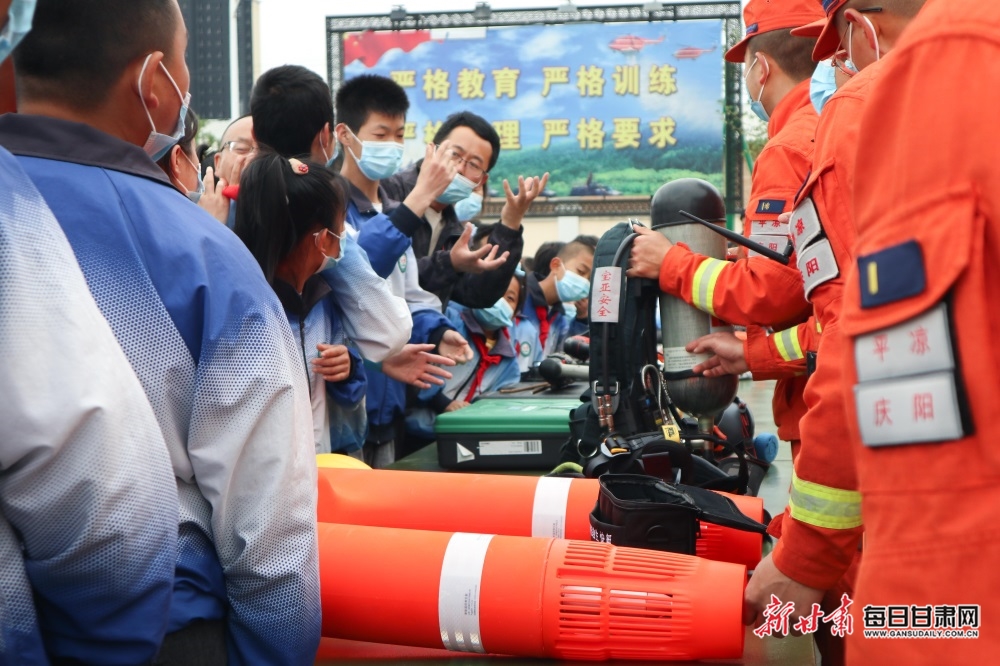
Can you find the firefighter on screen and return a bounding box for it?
[843,0,999,660]
[629,0,824,462]
[742,2,928,662]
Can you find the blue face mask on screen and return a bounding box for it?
[555,265,591,302]
[322,140,340,168]
[437,173,477,205]
[472,298,514,331]
[346,128,404,181]
[138,55,190,162]
[745,57,769,123]
[453,192,483,222]
[0,0,35,63]
[315,230,347,273]
[810,61,838,114]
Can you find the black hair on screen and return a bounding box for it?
[557,238,596,264]
[335,74,410,136]
[520,256,535,274]
[14,0,178,109]
[433,111,502,171]
[234,150,346,283]
[534,241,565,278]
[747,29,818,82]
[156,107,199,173]
[250,66,335,159]
[570,234,599,251]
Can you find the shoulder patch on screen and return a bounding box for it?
[755,199,786,215]
[858,240,925,309]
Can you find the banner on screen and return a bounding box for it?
[343,20,725,197]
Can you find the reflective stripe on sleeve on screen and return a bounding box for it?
[691,257,728,317]
[774,326,805,362]
[788,471,862,530]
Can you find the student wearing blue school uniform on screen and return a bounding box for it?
[521,237,595,371]
[234,152,368,455]
[407,275,526,438]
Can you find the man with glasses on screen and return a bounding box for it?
[385,111,550,310]
[214,114,256,186]
[743,1,928,657]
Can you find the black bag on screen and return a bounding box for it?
[589,473,767,554]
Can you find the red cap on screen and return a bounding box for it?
[791,0,850,62]
[725,0,827,64]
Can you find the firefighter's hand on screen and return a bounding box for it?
[438,329,474,364]
[382,344,455,390]
[627,223,673,279]
[313,344,352,383]
[744,553,825,636]
[687,332,748,377]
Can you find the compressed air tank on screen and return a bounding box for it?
[652,179,738,432]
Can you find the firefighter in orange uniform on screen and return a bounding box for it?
[628,0,824,460]
[843,0,999,661]
[743,0,928,661]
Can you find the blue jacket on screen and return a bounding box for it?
[345,182,453,431]
[273,277,367,454]
[0,148,179,665]
[0,115,321,666]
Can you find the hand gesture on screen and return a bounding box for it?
[626,223,674,280]
[404,140,459,217]
[198,167,231,224]
[381,343,456,390]
[449,222,510,274]
[438,329,474,364]
[500,172,550,230]
[686,331,748,377]
[312,344,352,383]
[444,400,470,413]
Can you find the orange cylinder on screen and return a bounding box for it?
[319,522,745,661]
[316,467,764,567]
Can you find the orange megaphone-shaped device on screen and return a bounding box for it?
[316,467,764,567]
[319,522,746,661]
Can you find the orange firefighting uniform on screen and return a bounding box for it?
[768,62,888,594]
[842,0,1000,660]
[657,80,816,447]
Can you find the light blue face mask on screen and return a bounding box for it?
[453,192,483,222]
[555,266,590,302]
[0,0,36,63]
[437,173,477,205]
[138,55,190,162]
[745,57,769,123]
[323,141,340,168]
[176,151,204,204]
[472,298,514,331]
[316,230,347,273]
[810,61,838,114]
[346,128,404,181]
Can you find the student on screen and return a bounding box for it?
[156,107,230,223]
[234,152,368,455]
[408,274,526,439]
[332,73,473,467]
[6,1,321,661]
[521,237,594,371]
[0,2,178,661]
